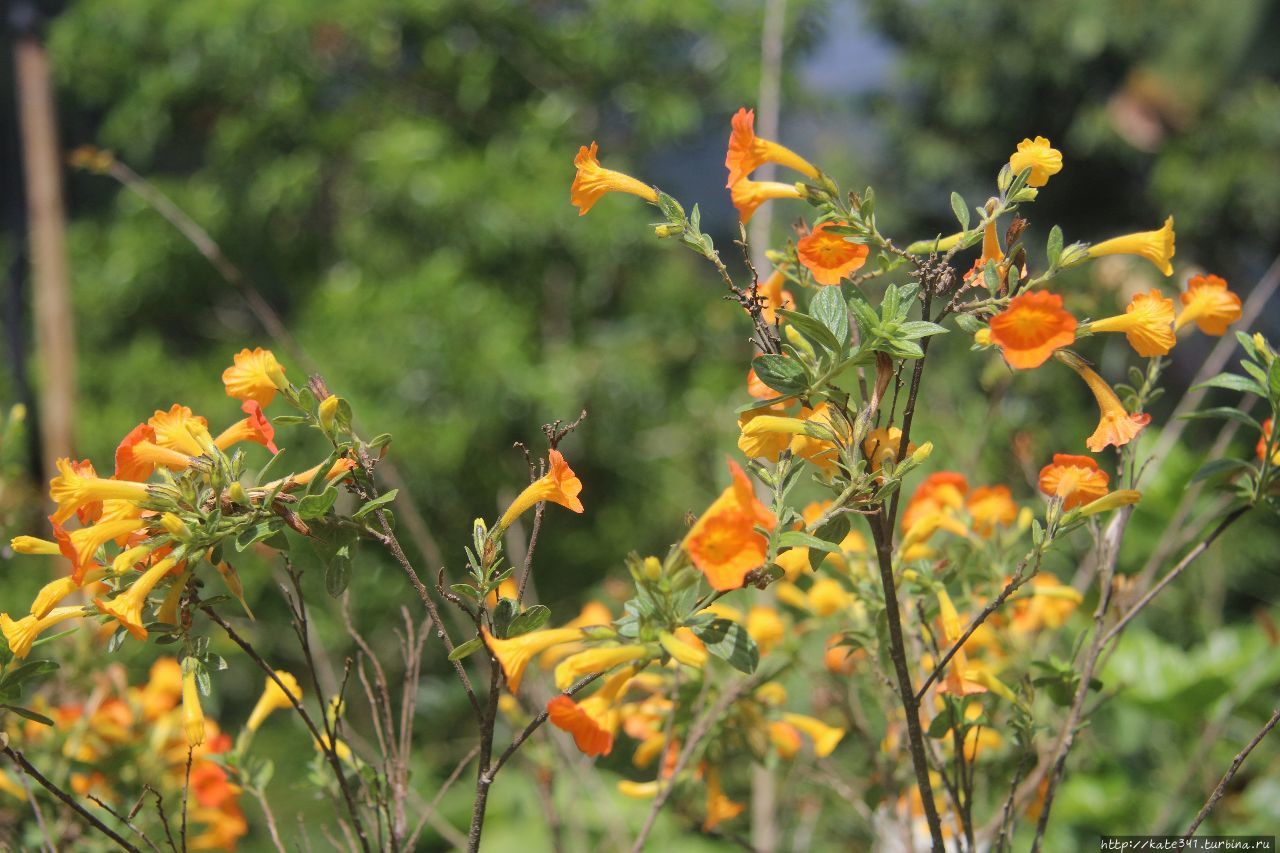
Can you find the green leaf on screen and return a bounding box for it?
[809,286,850,349]
[1177,408,1261,431]
[807,514,851,570]
[927,705,955,738]
[353,489,399,520]
[0,704,54,726]
[751,354,808,396]
[1046,225,1063,267]
[492,598,518,638]
[950,192,969,231]
[0,660,59,690]
[324,549,352,597]
[1192,374,1266,396]
[896,321,949,340]
[272,415,309,425]
[776,530,843,554]
[448,636,485,661]
[235,519,286,552]
[366,433,393,451]
[1191,458,1255,483]
[450,583,480,600]
[254,448,291,487]
[507,605,551,637]
[777,309,842,354]
[692,619,759,674]
[296,486,339,519]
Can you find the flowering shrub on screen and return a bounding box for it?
[1,111,1277,852]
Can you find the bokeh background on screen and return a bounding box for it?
[2,0,1278,849]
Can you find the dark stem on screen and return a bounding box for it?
[466,664,502,852]
[2,745,142,853]
[868,510,946,851]
[1185,708,1280,836]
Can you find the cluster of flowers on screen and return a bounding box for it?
[0,658,245,850]
[4,347,351,750]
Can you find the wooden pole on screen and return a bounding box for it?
[13,18,77,489]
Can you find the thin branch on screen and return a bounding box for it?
[2,746,142,852]
[1185,708,1280,836]
[485,673,603,781]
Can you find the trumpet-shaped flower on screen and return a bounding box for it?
[901,472,969,533]
[214,401,278,454]
[55,517,146,581]
[769,721,803,759]
[554,644,651,691]
[1259,419,1278,464]
[1077,489,1141,516]
[222,347,286,407]
[1038,454,1110,509]
[683,460,775,590]
[797,221,869,285]
[757,269,794,326]
[0,606,87,659]
[730,177,803,224]
[94,556,181,640]
[1008,136,1062,187]
[1087,216,1176,276]
[246,671,302,732]
[1175,274,1242,335]
[182,665,205,748]
[988,291,1077,369]
[746,606,785,655]
[483,626,586,693]
[658,631,707,669]
[49,458,150,525]
[790,404,842,473]
[9,535,60,555]
[31,568,108,618]
[1087,289,1176,356]
[141,658,184,720]
[121,438,195,478]
[737,405,793,461]
[1010,574,1083,632]
[148,405,210,456]
[781,712,846,758]
[570,142,658,215]
[863,426,913,472]
[1057,351,1151,452]
[546,666,635,757]
[725,107,820,187]
[497,450,583,532]
[290,458,356,487]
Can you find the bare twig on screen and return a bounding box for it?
[1185,708,1280,836]
[2,745,142,852]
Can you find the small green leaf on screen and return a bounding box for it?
[776,530,843,554]
[236,519,286,552]
[296,486,339,519]
[807,514,851,570]
[777,309,842,354]
[809,286,850,348]
[1046,226,1063,267]
[1,704,54,726]
[1177,408,1261,431]
[692,619,759,674]
[450,583,480,600]
[896,321,949,340]
[448,637,485,661]
[324,549,352,597]
[1192,374,1266,396]
[272,415,309,425]
[507,605,551,637]
[353,489,399,520]
[366,433,393,451]
[1191,458,1255,484]
[492,598,518,638]
[950,192,969,231]
[927,705,955,738]
[751,354,808,395]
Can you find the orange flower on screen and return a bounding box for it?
[497,450,584,531]
[746,367,774,399]
[190,762,238,809]
[1010,574,1083,632]
[683,459,775,590]
[757,269,794,326]
[1088,289,1175,357]
[988,291,1077,369]
[730,177,803,224]
[1057,352,1151,452]
[789,403,842,474]
[570,142,658,215]
[1257,420,1278,465]
[94,555,181,640]
[862,426,913,472]
[797,222,869,285]
[1175,274,1242,336]
[724,107,819,187]
[1038,454,1110,509]
[703,766,745,831]
[213,401,278,454]
[116,426,195,480]
[1087,216,1176,276]
[55,517,146,582]
[737,405,793,462]
[482,626,586,693]
[48,458,150,526]
[222,347,286,407]
[966,485,1017,536]
[901,472,969,533]
[546,666,635,757]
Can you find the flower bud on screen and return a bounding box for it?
[659,630,707,669]
[318,395,340,432]
[160,512,192,542]
[642,556,662,582]
[228,482,249,505]
[784,325,816,358]
[266,364,290,391]
[1254,333,1272,363]
[910,442,934,464]
[654,223,683,239]
[1078,489,1141,516]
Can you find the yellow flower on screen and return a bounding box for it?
[659,631,707,669]
[746,606,785,655]
[570,142,658,215]
[781,712,846,758]
[1078,489,1142,516]
[703,766,745,831]
[730,177,803,224]
[789,404,842,474]
[30,569,107,618]
[222,347,286,407]
[246,671,303,732]
[497,450,584,531]
[966,485,1018,537]
[48,458,150,525]
[318,394,340,431]
[1008,136,1062,187]
[147,404,211,456]
[807,577,851,617]
[0,606,86,659]
[94,556,181,640]
[1175,274,1242,335]
[482,626,585,693]
[56,517,146,580]
[555,644,651,691]
[181,665,205,748]
[1087,289,1176,356]
[862,426,914,472]
[9,535,60,555]
[618,780,661,799]
[1056,351,1151,452]
[737,405,795,462]
[1087,216,1176,276]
